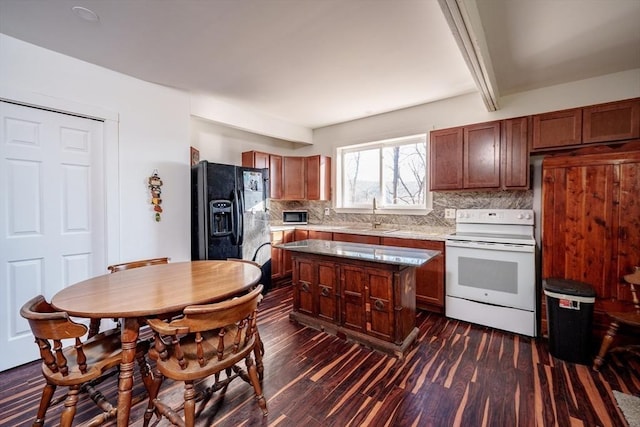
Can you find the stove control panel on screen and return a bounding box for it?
[456,209,534,225]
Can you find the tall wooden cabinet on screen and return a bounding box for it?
[542,146,640,334]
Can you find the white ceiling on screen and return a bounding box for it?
[0,0,639,131]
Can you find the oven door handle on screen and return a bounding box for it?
[446,240,535,252]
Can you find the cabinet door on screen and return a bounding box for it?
[333,233,380,244]
[542,163,616,298]
[294,256,315,316]
[532,108,582,150]
[381,237,444,313]
[283,157,306,200]
[464,122,501,188]
[429,127,463,190]
[269,154,283,199]
[306,155,331,201]
[270,231,284,280]
[317,261,339,322]
[583,99,640,144]
[340,265,367,333]
[366,267,394,341]
[502,117,530,189]
[241,150,269,168]
[615,161,640,302]
[283,229,295,276]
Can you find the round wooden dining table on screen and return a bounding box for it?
[51,260,262,426]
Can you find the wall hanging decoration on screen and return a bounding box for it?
[148,170,163,222]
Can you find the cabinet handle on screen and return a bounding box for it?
[374,299,385,311]
[320,286,330,297]
[301,282,310,293]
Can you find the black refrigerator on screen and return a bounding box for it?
[191,161,271,271]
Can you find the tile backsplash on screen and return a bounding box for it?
[270,190,533,228]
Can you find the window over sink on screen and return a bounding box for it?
[336,134,431,214]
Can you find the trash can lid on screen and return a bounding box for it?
[543,278,596,297]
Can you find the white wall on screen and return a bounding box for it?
[191,117,306,165]
[0,34,192,264]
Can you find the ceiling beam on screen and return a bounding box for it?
[438,0,499,111]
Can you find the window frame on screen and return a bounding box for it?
[335,133,432,215]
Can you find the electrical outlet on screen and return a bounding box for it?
[445,208,456,219]
[324,207,331,216]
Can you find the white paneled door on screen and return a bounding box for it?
[0,101,106,371]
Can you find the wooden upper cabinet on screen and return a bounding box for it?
[306,155,331,201]
[583,99,640,144]
[242,150,283,199]
[502,117,530,189]
[429,127,463,190]
[242,150,269,169]
[283,156,306,200]
[269,154,283,199]
[532,107,582,150]
[463,122,501,189]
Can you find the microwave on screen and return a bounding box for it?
[282,210,308,225]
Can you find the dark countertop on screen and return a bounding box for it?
[273,239,440,267]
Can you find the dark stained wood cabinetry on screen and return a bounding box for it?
[532,108,582,150]
[502,117,530,189]
[242,150,283,199]
[294,256,339,323]
[464,122,501,189]
[290,251,418,357]
[429,127,463,190]
[430,119,528,191]
[532,98,640,151]
[270,229,295,280]
[541,146,640,335]
[332,232,380,245]
[306,155,331,201]
[243,151,331,200]
[283,156,306,200]
[308,230,333,240]
[583,99,640,144]
[382,237,445,313]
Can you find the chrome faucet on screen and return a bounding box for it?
[372,197,382,228]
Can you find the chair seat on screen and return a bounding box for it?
[41,329,123,386]
[609,311,640,328]
[151,328,256,382]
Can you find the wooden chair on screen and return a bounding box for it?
[88,257,170,338]
[20,295,153,427]
[593,267,640,371]
[143,284,267,427]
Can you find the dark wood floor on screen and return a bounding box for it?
[1,284,638,426]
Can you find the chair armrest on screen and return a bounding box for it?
[146,318,188,335]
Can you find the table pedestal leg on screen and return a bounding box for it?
[117,318,140,426]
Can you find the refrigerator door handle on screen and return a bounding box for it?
[236,189,244,246]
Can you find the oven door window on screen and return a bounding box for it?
[446,244,535,311]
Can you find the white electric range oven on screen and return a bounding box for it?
[445,209,537,337]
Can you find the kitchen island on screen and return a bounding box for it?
[274,239,440,358]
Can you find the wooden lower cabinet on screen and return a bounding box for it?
[295,257,339,323]
[270,229,295,280]
[382,237,445,313]
[290,252,418,358]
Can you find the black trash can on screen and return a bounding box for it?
[543,278,596,364]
